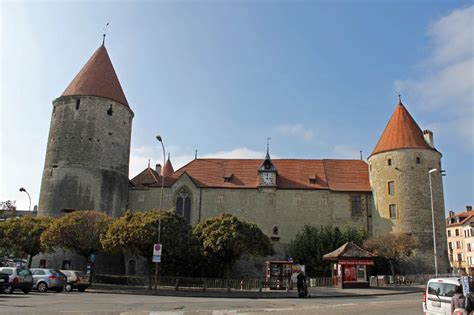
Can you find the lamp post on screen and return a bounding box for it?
[429,168,438,277]
[154,135,166,290]
[19,187,31,211]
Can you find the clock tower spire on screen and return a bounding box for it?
[258,139,277,187]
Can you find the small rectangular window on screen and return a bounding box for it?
[351,195,362,215]
[389,204,397,219]
[387,158,392,166]
[388,181,395,195]
[456,229,460,236]
[448,230,451,237]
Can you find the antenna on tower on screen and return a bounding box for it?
[194,149,198,160]
[360,150,363,160]
[102,22,110,46]
[398,94,402,104]
[266,137,271,154]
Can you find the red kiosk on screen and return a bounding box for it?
[323,242,376,289]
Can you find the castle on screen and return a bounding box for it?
[37,44,449,274]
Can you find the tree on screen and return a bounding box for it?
[363,233,417,277]
[1,216,52,267]
[0,200,16,211]
[288,225,369,277]
[193,213,274,278]
[41,210,112,264]
[101,210,202,286]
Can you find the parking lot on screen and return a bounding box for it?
[0,290,421,314]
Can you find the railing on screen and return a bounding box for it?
[370,274,459,287]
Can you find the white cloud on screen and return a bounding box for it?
[394,5,474,147]
[276,123,314,140]
[332,145,361,160]
[202,147,270,159]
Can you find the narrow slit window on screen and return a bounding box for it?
[388,181,395,195]
[107,105,113,116]
[389,204,397,219]
[387,158,392,166]
[76,99,80,110]
[416,157,421,164]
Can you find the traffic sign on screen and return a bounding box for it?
[152,244,162,263]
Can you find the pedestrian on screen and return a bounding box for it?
[452,285,467,315]
[296,271,307,298]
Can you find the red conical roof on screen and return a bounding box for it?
[162,155,174,177]
[371,101,433,156]
[62,45,129,107]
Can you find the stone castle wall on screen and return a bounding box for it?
[128,174,373,245]
[38,96,133,218]
[368,148,449,273]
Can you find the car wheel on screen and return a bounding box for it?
[22,289,31,294]
[65,284,73,292]
[37,282,48,293]
[78,287,86,292]
[3,285,13,294]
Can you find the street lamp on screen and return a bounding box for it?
[428,168,438,277]
[19,187,31,211]
[154,135,166,290]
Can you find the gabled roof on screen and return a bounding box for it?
[130,167,160,187]
[61,45,129,107]
[131,158,371,192]
[323,242,375,261]
[446,210,474,227]
[371,101,433,156]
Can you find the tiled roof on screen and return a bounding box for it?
[446,211,474,227]
[371,101,433,156]
[130,167,160,187]
[323,242,376,260]
[131,158,371,192]
[62,45,129,107]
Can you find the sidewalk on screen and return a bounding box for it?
[87,283,424,299]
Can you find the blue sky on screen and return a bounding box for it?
[1,1,472,213]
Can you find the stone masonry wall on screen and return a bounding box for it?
[368,148,449,273]
[38,96,133,218]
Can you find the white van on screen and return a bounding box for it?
[423,277,465,315]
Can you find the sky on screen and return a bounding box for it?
[1,0,473,214]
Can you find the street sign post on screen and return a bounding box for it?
[152,243,162,263]
[462,276,470,295]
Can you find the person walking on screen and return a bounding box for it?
[452,285,467,315]
[296,271,307,298]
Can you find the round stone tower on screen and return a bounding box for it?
[368,98,449,274]
[38,44,134,218]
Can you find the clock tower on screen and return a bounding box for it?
[258,146,277,187]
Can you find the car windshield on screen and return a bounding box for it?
[0,269,13,275]
[51,270,64,276]
[17,269,32,276]
[76,271,86,277]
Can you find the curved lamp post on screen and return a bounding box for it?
[19,187,31,211]
[428,168,438,277]
[154,135,166,290]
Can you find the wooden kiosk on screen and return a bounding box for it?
[265,261,293,290]
[323,242,375,289]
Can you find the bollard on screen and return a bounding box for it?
[240,279,244,291]
[174,278,179,291]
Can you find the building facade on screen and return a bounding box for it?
[446,207,474,275]
[37,44,450,274]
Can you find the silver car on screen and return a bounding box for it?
[0,267,33,294]
[30,268,66,293]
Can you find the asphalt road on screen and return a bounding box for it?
[0,291,422,315]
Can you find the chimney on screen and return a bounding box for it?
[423,129,434,148]
[449,210,455,217]
[155,164,162,175]
[467,206,473,212]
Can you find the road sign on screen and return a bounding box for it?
[462,276,470,295]
[152,244,162,263]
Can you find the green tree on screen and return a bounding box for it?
[193,213,274,278]
[1,216,52,267]
[288,225,369,277]
[363,233,417,277]
[101,210,202,286]
[41,210,111,264]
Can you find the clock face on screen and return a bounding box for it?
[261,172,275,185]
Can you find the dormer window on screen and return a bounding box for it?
[309,174,318,184]
[223,173,233,183]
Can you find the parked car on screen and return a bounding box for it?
[30,268,66,293]
[0,267,33,294]
[423,277,466,315]
[60,270,90,292]
[0,272,9,293]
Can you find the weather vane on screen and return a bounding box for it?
[102,22,109,45]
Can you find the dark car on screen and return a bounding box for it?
[0,267,33,294]
[0,272,9,293]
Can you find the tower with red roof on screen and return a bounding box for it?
[368,97,449,273]
[38,44,134,218]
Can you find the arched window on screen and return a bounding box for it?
[128,260,136,275]
[176,189,191,224]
